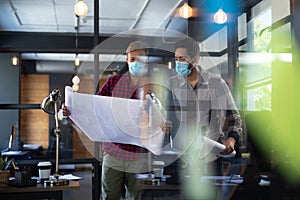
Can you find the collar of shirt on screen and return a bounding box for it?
[177,69,208,89]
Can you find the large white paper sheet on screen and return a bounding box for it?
[65,86,165,155]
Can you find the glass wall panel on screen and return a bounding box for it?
[200,26,227,52]
[271,0,290,23]
[199,54,228,80]
[241,6,273,111]
[242,16,292,111]
[238,13,247,41]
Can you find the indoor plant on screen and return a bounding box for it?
[0,156,11,187]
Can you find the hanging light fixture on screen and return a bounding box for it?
[71,14,81,93]
[74,0,88,17]
[179,2,193,19]
[72,75,80,92]
[74,15,80,68]
[74,54,80,67]
[72,14,81,92]
[214,8,227,24]
[167,61,172,69]
[11,55,19,66]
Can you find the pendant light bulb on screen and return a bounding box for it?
[72,75,80,92]
[72,75,80,85]
[11,55,19,66]
[72,84,79,92]
[74,56,80,67]
[179,2,193,19]
[74,0,88,17]
[214,9,227,24]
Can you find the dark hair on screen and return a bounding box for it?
[175,38,200,58]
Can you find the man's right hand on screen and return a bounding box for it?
[62,103,71,116]
[161,120,172,135]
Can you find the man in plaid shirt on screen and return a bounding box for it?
[163,38,242,158]
[162,38,243,199]
[97,41,150,200]
[97,41,151,199]
[63,41,151,200]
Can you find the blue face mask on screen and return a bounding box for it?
[129,62,145,76]
[175,61,192,76]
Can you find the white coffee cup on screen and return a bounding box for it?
[152,161,165,178]
[37,161,52,183]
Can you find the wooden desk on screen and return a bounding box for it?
[0,180,80,200]
[15,158,101,200]
[136,162,247,200]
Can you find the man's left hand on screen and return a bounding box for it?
[220,137,235,155]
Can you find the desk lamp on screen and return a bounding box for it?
[41,89,69,186]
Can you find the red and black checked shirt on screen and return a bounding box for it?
[96,72,147,160]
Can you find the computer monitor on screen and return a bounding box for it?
[1,125,20,152]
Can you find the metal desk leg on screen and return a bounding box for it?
[92,158,101,200]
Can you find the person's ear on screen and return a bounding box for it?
[192,55,200,65]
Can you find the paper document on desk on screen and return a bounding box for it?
[58,174,82,180]
[201,175,243,185]
[1,151,25,156]
[65,86,165,155]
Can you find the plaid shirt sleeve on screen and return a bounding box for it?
[207,72,242,134]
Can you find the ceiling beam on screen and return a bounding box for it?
[0,31,179,57]
[0,32,97,53]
